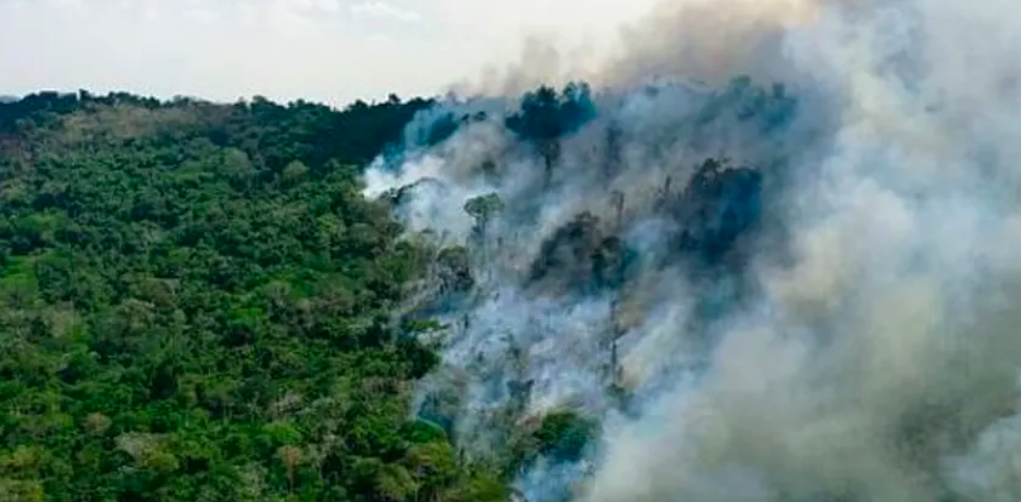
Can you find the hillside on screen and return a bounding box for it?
[4,1,1021,497]
[0,91,512,502]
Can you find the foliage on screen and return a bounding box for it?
[0,92,506,502]
[504,83,596,184]
[434,246,474,295]
[463,194,504,224]
[504,83,595,143]
[531,411,597,463]
[505,410,598,478]
[463,193,504,242]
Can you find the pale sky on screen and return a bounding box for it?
[0,0,660,106]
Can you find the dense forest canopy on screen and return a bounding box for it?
[0,90,546,502]
[0,81,798,502]
[5,1,1020,501]
[5,63,1007,502]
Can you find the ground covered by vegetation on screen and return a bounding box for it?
[0,90,526,502]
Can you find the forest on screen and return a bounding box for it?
[0,90,546,502]
[5,0,1018,500]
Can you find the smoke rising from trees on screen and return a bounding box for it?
[366,0,1021,500]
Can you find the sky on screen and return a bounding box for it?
[0,0,660,106]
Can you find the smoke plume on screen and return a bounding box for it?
[363,0,1021,500]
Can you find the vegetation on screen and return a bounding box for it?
[505,83,596,185]
[0,91,510,502]
[523,411,597,466]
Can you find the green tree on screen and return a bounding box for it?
[0,91,509,502]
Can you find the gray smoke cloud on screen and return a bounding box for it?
[451,0,833,97]
[363,0,1021,500]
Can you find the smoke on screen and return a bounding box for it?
[363,0,1021,500]
[451,0,834,97]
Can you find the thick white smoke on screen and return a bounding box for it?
[364,0,1021,500]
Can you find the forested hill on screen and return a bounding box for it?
[0,91,510,501]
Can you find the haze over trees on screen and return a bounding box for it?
[0,82,776,502]
[0,90,536,502]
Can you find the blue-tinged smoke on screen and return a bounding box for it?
[366,74,821,500]
[364,0,1021,500]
